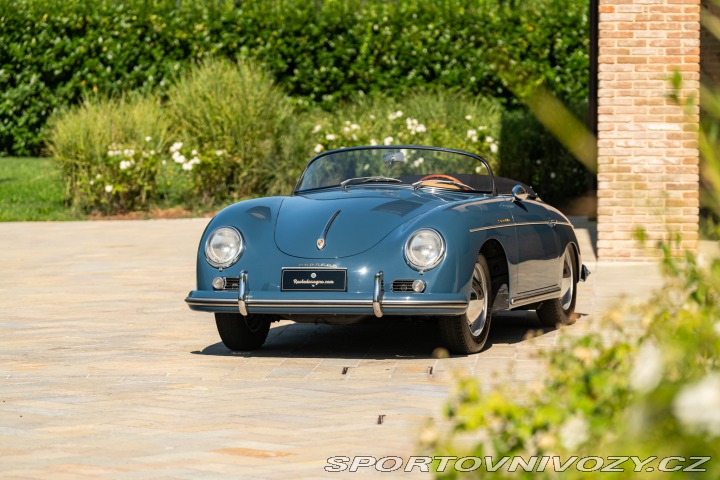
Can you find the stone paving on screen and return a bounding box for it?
[0,218,667,479]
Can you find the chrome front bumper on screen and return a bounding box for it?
[185,270,468,317]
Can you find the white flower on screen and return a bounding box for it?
[182,162,194,171]
[475,166,483,173]
[215,150,224,156]
[145,136,152,142]
[536,159,542,165]
[490,143,498,153]
[559,415,589,450]
[388,110,403,121]
[370,139,377,146]
[96,173,102,179]
[89,180,94,185]
[351,123,360,131]
[189,156,200,165]
[363,163,370,171]
[172,151,186,164]
[122,149,134,157]
[465,115,473,120]
[342,126,350,133]
[169,142,183,154]
[325,133,337,141]
[673,373,720,437]
[104,185,113,193]
[369,114,376,120]
[383,136,394,145]
[312,124,322,133]
[416,124,426,133]
[714,321,720,337]
[119,160,133,170]
[314,144,324,153]
[107,150,116,157]
[190,149,197,156]
[395,110,403,118]
[630,341,664,393]
[412,157,424,168]
[467,129,477,139]
[485,136,494,143]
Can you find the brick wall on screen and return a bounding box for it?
[597,0,700,260]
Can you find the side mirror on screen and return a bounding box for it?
[511,184,529,203]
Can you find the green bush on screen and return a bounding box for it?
[498,107,591,206]
[0,0,589,156]
[47,93,169,213]
[165,57,292,203]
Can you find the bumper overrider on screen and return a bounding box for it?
[184,270,469,318]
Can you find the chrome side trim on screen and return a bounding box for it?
[373,271,384,318]
[317,209,341,250]
[510,286,561,308]
[238,270,248,316]
[469,221,573,233]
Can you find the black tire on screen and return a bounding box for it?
[438,254,495,354]
[215,313,271,351]
[537,247,578,328]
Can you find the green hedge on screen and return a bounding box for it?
[1,0,589,156]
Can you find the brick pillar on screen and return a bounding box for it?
[597,0,700,260]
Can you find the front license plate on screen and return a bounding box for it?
[281,268,347,292]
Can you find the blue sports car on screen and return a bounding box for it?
[185,145,589,354]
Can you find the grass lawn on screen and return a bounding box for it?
[0,157,80,221]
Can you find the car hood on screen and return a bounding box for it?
[274,188,453,258]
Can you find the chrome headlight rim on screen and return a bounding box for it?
[204,226,244,269]
[404,228,446,272]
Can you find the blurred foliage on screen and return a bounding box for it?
[429,245,720,478]
[0,0,589,156]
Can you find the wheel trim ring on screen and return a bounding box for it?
[466,263,488,336]
[560,250,574,311]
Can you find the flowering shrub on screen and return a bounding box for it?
[306,93,503,173]
[87,141,161,213]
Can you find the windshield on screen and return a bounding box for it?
[294,146,495,194]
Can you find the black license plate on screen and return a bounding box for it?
[281,269,347,291]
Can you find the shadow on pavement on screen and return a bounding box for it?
[192,310,559,360]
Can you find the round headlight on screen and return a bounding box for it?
[205,227,244,268]
[404,228,445,271]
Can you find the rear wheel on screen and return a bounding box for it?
[537,247,578,328]
[215,313,272,351]
[439,254,495,354]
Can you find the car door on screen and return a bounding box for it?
[504,198,561,295]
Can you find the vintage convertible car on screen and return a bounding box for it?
[185,145,589,354]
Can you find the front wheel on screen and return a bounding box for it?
[438,254,495,354]
[537,247,578,328]
[215,313,272,351]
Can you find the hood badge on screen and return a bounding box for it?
[317,209,341,250]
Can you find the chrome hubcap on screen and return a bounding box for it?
[466,264,488,336]
[560,249,574,311]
